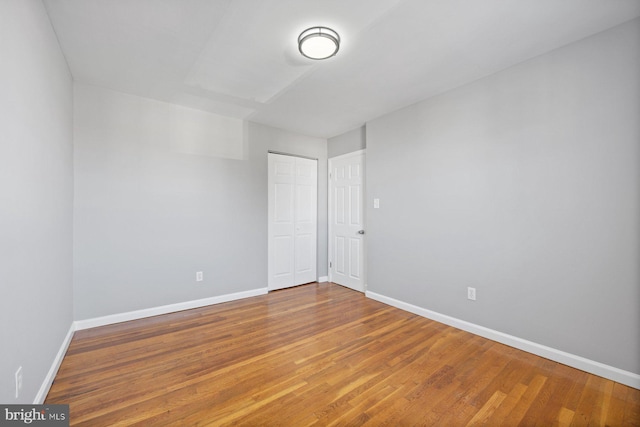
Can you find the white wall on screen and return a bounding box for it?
[73,84,327,320]
[366,18,640,375]
[0,0,74,403]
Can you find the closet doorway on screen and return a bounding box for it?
[268,153,318,290]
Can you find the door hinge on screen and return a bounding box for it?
[329,261,332,268]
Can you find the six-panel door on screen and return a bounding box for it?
[268,153,317,290]
[329,151,365,292]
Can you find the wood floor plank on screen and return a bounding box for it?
[572,375,606,426]
[501,374,548,425]
[484,382,529,425]
[465,390,507,426]
[45,283,640,426]
[530,366,578,426]
[559,407,576,426]
[519,362,560,426]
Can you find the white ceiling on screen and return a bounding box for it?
[44,0,640,139]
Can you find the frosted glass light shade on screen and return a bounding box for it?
[298,27,340,60]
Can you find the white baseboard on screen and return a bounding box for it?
[75,288,268,330]
[35,323,76,404]
[366,291,640,390]
[317,276,329,283]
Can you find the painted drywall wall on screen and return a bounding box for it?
[328,126,366,158]
[366,18,640,374]
[0,0,74,403]
[73,84,327,320]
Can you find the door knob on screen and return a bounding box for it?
[358,230,365,234]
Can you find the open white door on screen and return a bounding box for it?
[329,150,365,292]
[268,153,317,291]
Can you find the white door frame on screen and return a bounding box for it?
[328,149,366,292]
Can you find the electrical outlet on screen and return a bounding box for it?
[196,271,203,282]
[15,366,22,399]
[467,287,476,301]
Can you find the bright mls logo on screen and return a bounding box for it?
[0,405,68,426]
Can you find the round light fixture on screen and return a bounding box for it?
[298,26,340,60]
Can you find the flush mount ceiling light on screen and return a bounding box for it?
[298,26,340,60]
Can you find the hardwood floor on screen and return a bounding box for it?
[46,283,639,426]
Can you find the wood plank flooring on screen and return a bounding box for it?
[46,283,640,426]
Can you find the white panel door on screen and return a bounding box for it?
[293,158,317,285]
[329,151,365,292]
[268,154,295,290]
[268,153,317,290]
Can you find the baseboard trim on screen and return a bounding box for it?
[35,323,76,404]
[75,288,268,331]
[366,291,640,390]
[317,276,329,283]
